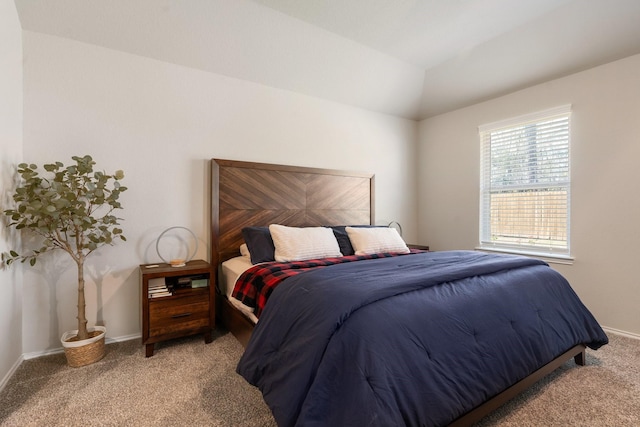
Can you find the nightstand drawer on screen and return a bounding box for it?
[149,294,209,337]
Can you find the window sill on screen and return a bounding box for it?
[475,246,574,265]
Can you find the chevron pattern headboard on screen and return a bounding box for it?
[210,158,375,267]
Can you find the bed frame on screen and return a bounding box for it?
[209,158,586,426]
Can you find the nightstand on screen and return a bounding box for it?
[407,244,430,251]
[140,259,215,357]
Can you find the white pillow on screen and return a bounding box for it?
[239,243,251,258]
[269,224,343,262]
[345,226,410,255]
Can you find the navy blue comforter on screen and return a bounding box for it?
[237,250,608,426]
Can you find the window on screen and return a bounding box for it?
[479,105,571,257]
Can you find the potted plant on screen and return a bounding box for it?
[2,155,127,367]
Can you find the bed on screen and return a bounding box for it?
[210,158,608,426]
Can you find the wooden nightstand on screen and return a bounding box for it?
[407,244,430,251]
[140,259,215,357]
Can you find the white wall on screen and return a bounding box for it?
[418,54,640,337]
[0,0,24,385]
[20,31,418,353]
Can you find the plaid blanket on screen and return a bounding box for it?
[232,251,422,318]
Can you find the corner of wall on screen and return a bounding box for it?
[0,0,25,387]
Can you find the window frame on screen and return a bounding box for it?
[478,105,572,260]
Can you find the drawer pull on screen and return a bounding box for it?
[171,312,192,319]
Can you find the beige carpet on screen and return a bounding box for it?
[0,329,638,426]
[477,332,640,426]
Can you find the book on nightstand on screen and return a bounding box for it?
[191,278,208,288]
[147,277,172,297]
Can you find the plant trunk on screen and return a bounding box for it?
[76,257,89,340]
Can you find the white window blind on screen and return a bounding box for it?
[479,105,571,256]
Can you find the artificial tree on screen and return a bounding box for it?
[2,155,127,341]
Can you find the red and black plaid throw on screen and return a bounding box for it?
[232,251,422,318]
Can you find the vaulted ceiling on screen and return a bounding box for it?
[14,0,640,120]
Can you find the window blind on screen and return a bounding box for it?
[479,105,571,256]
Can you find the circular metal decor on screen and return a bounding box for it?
[155,226,198,267]
[387,221,403,237]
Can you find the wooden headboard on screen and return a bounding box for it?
[210,158,375,268]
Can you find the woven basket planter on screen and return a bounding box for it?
[61,326,106,368]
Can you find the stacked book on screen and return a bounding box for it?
[148,277,172,298]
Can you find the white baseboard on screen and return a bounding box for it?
[0,354,24,394]
[22,332,142,360]
[105,332,142,345]
[23,346,65,360]
[602,326,640,340]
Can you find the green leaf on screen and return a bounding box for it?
[4,155,126,268]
